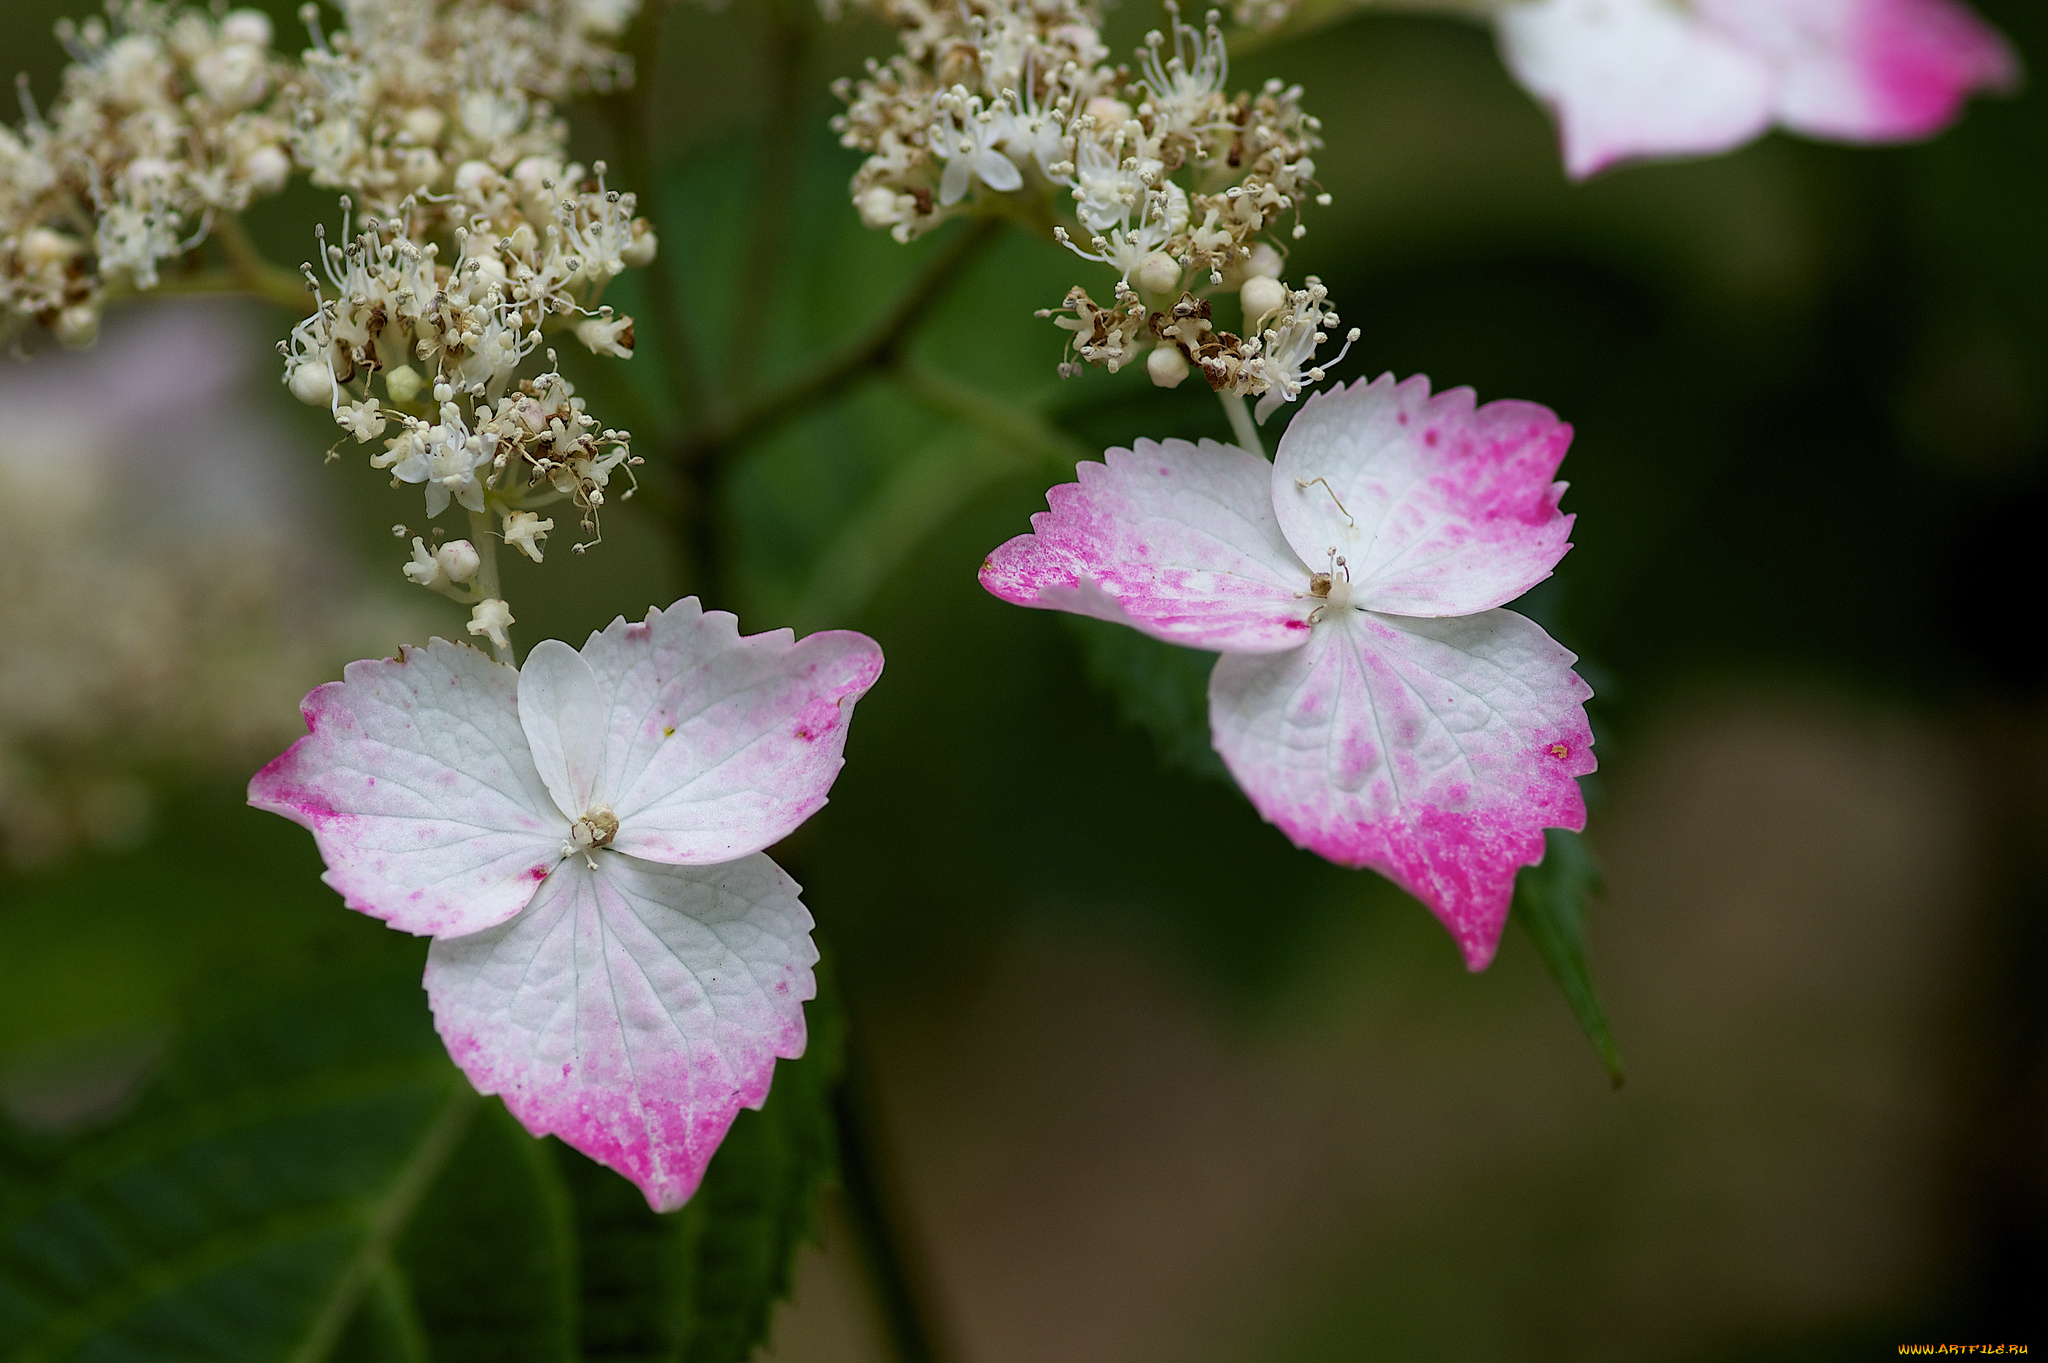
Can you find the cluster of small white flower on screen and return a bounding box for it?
[831,0,1356,420]
[0,2,293,347]
[286,0,639,225]
[3,0,656,662]
[267,0,654,656]
[280,176,649,653]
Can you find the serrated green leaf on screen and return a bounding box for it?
[0,966,478,1363]
[1511,828,1624,1086]
[1064,616,1231,783]
[555,977,846,1363]
[554,1141,679,1363]
[670,975,844,1363]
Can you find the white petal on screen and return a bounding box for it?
[425,851,816,1212]
[248,640,563,937]
[976,147,1023,193]
[519,639,608,818]
[574,599,884,865]
[1496,0,1776,178]
[1270,375,1575,617]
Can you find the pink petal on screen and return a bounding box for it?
[248,640,564,938]
[1708,0,2019,143]
[425,851,815,1212]
[1271,375,1575,618]
[1496,0,1775,179]
[979,439,1314,652]
[519,640,609,819]
[573,599,884,866]
[1209,608,1594,970]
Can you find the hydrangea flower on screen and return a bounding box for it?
[980,375,1594,970]
[249,599,884,1209]
[1496,0,2019,179]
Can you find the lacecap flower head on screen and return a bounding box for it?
[981,375,1594,970]
[250,599,884,1209]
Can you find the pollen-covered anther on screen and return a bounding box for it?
[569,803,619,852]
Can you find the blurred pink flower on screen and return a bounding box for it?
[1496,0,2020,179]
[981,375,1595,970]
[250,599,884,1209]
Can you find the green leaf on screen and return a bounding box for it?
[557,980,847,1363]
[1511,828,1625,1086]
[671,976,844,1363]
[0,966,475,1363]
[1064,616,1231,784]
[387,1101,578,1362]
[554,1143,678,1363]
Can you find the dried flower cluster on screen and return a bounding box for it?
[831,0,1356,419]
[0,2,293,347]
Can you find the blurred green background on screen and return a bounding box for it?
[0,0,2042,1358]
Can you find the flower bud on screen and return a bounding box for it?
[621,223,657,268]
[1084,97,1133,127]
[402,536,447,588]
[1135,251,1181,296]
[53,305,99,349]
[385,364,425,405]
[20,228,80,273]
[468,598,515,652]
[1147,344,1190,389]
[1246,243,1284,280]
[240,144,290,195]
[288,360,334,405]
[856,186,904,230]
[436,539,481,584]
[1241,275,1287,327]
[221,9,272,46]
[403,106,447,145]
[453,160,497,195]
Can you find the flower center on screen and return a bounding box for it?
[570,803,619,852]
[1307,550,1355,620]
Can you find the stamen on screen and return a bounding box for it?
[1295,476,1355,527]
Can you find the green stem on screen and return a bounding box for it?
[600,1,708,425]
[728,0,812,388]
[467,506,514,665]
[893,361,1091,473]
[1220,391,1265,458]
[833,1043,953,1363]
[669,217,1005,470]
[209,213,315,312]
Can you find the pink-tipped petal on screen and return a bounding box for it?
[247,640,564,938]
[519,639,609,820]
[425,851,816,1212]
[1708,0,2020,142]
[979,439,1314,653]
[1271,375,1576,618]
[1209,608,1594,970]
[573,599,884,866]
[1496,0,1775,179]
[1499,0,2016,178]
